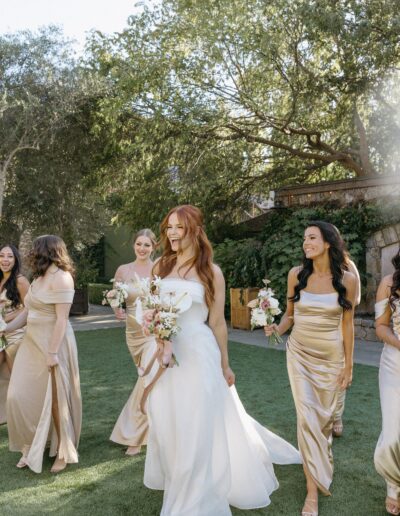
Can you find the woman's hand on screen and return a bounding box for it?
[114,308,126,321]
[223,366,235,387]
[337,366,353,390]
[264,323,280,337]
[47,352,59,370]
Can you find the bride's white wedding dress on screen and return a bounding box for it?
[144,278,301,516]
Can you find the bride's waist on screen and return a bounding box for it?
[178,319,208,330]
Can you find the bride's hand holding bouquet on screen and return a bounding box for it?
[134,275,191,370]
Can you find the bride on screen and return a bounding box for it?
[144,204,301,516]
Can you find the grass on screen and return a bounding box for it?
[0,328,386,515]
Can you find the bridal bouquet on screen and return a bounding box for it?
[134,274,192,369]
[248,279,283,345]
[102,280,129,309]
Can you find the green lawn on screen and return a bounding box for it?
[0,328,386,515]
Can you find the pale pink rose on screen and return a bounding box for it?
[261,299,270,310]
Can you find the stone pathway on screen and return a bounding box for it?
[71,305,383,368]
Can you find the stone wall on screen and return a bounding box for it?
[365,224,400,312]
[354,317,377,341]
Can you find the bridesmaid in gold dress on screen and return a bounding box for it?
[0,244,29,424]
[265,221,356,516]
[110,229,157,456]
[4,235,81,474]
[374,247,400,515]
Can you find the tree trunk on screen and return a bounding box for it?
[354,109,375,176]
[0,165,7,219]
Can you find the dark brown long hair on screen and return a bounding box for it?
[0,244,23,308]
[155,205,215,307]
[289,221,352,310]
[28,235,75,278]
[389,246,400,309]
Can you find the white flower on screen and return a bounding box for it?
[270,307,282,316]
[153,276,162,288]
[0,319,7,332]
[251,308,267,327]
[268,297,279,309]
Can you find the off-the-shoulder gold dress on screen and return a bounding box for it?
[7,286,81,473]
[374,298,400,500]
[287,291,344,495]
[0,289,25,425]
[110,282,156,448]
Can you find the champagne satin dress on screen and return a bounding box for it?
[0,289,26,425]
[110,282,156,448]
[287,291,344,495]
[374,298,400,499]
[7,286,82,473]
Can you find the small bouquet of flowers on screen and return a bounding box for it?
[134,274,191,370]
[102,279,129,309]
[247,279,283,345]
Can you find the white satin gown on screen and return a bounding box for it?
[144,278,301,516]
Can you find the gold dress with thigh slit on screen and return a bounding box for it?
[110,282,156,447]
[7,286,81,473]
[287,291,344,495]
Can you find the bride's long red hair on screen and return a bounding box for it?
[155,205,215,307]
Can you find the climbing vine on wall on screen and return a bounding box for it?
[214,201,400,309]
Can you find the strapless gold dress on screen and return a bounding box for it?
[110,282,156,447]
[287,291,344,495]
[374,298,400,499]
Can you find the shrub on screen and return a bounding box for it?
[88,283,110,305]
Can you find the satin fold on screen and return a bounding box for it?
[287,291,344,495]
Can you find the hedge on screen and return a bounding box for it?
[88,283,110,305]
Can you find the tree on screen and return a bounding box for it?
[0,27,104,218]
[87,0,400,229]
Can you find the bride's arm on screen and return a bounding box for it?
[208,265,235,387]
